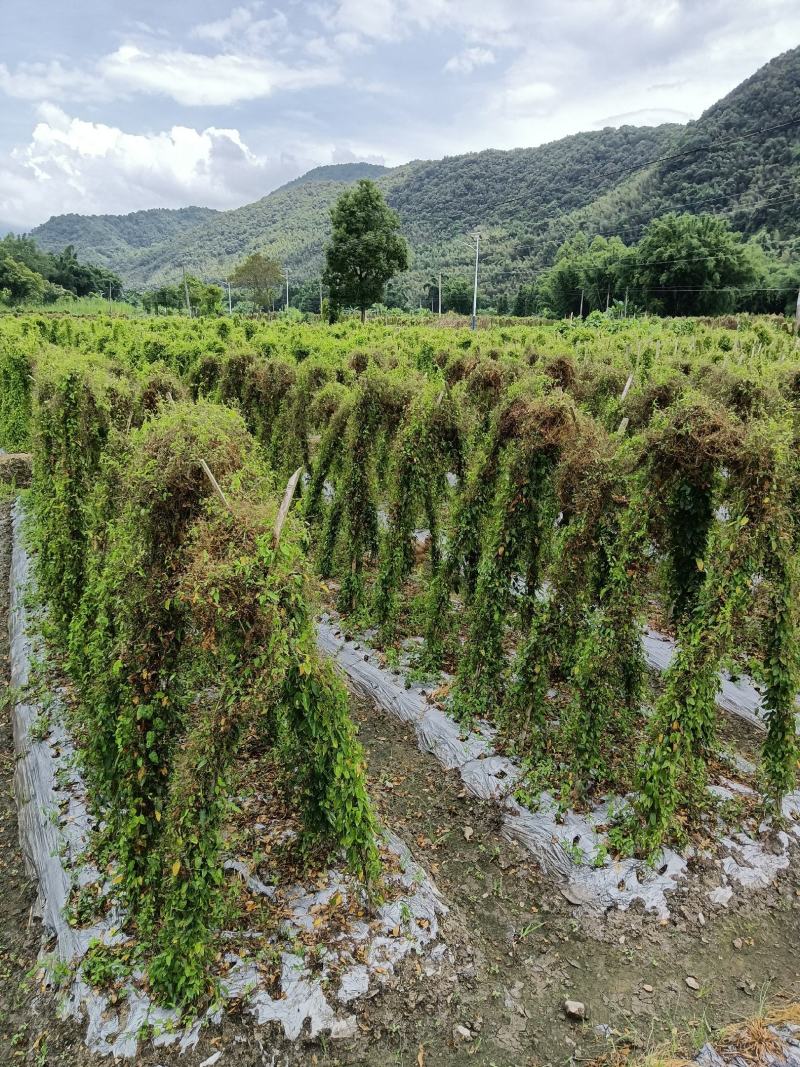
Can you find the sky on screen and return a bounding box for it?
[0,0,797,231]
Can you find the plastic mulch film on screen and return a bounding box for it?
[643,628,800,733]
[317,615,800,919]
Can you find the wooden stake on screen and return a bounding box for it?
[273,466,303,547]
[620,373,634,403]
[199,459,231,511]
[616,416,629,437]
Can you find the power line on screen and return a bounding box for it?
[545,189,800,245]
[575,284,798,294]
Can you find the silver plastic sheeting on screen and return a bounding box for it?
[643,628,800,733]
[318,615,800,921]
[317,617,687,918]
[7,502,449,1058]
[696,1025,800,1067]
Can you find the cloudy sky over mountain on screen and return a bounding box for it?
[0,0,797,229]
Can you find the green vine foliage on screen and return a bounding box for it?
[31,351,133,636]
[150,494,379,1003]
[500,595,556,755]
[7,312,800,877]
[749,426,800,810]
[69,401,255,910]
[562,496,648,786]
[372,384,462,641]
[646,397,739,626]
[0,339,33,450]
[452,393,577,719]
[760,527,800,809]
[634,500,760,853]
[309,372,413,614]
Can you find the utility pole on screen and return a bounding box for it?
[438,272,442,316]
[796,286,800,335]
[605,287,610,312]
[319,279,324,316]
[624,287,629,317]
[107,281,113,315]
[227,280,232,314]
[578,288,584,319]
[470,232,481,331]
[284,268,290,311]
[182,266,192,317]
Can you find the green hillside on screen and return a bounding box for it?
[31,206,220,267]
[28,46,800,299]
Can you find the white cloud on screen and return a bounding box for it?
[191,4,289,48]
[0,60,103,102]
[0,105,393,228]
[0,0,799,230]
[329,0,449,43]
[192,4,260,41]
[0,36,337,109]
[489,80,558,120]
[99,45,339,106]
[0,105,301,226]
[444,47,495,75]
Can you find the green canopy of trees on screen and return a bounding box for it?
[229,252,283,311]
[323,181,409,321]
[531,213,782,318]
[0,234,122,306]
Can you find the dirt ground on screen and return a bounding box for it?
[1,495,799,1066]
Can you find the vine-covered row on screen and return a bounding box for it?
[21,347,379,1006]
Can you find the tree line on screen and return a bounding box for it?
[5,182,798,320]
[0,235,123,306]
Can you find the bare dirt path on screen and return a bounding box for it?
[343,693,800,1066]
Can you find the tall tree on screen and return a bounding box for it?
[442,277,472,315]
[229,252,282,312]
[323,180,409,322]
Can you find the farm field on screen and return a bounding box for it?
[0,311,799,1066]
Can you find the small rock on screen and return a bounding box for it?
[560,885,590,906]
[331,1016,359,1041]
[564,999,586,1020]
[642,984,654,994]
[199,1054,223,1067]
[733,937,743,950]
[453,1024,473,1043]
[463,826,474,841]
[685,976,701,991]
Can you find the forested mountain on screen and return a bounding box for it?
[31,206,220,269]
[28,46,800,301]
[281,162,389,189]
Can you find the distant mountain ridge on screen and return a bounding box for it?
[29,46,800,299]
[31,206,220,268]
[280,162,390,189]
